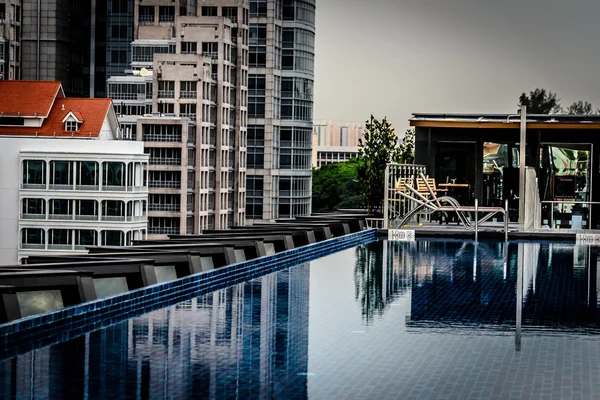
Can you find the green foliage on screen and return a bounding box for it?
[357,115,402,216]
[567,100,596,115]
[312,158,363,212]
[400,129,415,164]
[519,89,562,114]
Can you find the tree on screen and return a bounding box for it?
[567,100,595,115]
[518,89,562,114]
[357,115,402,216]
[311,158,363,212]
[400,129,415,164]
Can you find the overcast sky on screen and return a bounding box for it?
[313,0,600,129]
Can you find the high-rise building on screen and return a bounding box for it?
[0,0,21,80]
[109,0,249,236]
[18,0,133,98]
[246,0,315,221]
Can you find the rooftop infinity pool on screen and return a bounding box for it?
[2,238,600,399]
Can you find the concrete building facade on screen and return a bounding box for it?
[109,0,249,237]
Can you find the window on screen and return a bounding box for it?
[21,228,45,248]
[180,81,197,98]
[139,5,154,22]
[247,125,265,168]
[158,80,175,98]
[248,75,266,118]
[22,160,46,186]
[159,6,174,22]
[250,0,268,17]
[102,230,125,246]
[22,198,45,217]
[103,162,125,187]
[50,160,72,186]
[181,41,197,54]
[201,42,218,59]
[222,6,238,22]
[201,6,217,16]
[246,176,264,219]
[65,120,78,132]
[76,161,99,187]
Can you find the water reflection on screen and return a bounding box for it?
[354,241,411,323]
[354,240,600,331]
[0,264,311,399]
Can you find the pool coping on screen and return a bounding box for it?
[378,229,579,241]
[0,229,378,360]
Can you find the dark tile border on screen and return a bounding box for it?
[378,228,579,242]
[0,229,378,360]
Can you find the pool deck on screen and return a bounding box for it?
[380,221,600,241]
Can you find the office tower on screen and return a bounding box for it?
[0,0,21,80]
[109,0,248,236]
[18,0,132,97]
[246,0,315,221]
[0,80,149,265]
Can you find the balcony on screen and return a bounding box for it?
[143,134,182,142]
[139,15,154,23]
[148,227,180,235]
[103,185,126,192]
[75,215,99,221]
[149,158,181,166]
[49,214,72,221]
[20,214,45,220]
[149,181,181,188]
[158,90,175,99]
[75,185,100,191]
[21,183,46,190]
[48,244,73,250]
[21,243,45,250]
[48,184,74,191]
[180,91,197,99]
[149,204,181,212]
[180,113,197,120]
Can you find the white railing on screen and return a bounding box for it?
[366,218,385,229]
[384,163,428,229]
[48,244,73,250]
[21,214,45,220]
[21,243,45,249]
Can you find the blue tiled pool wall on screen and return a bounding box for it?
[0,263,313,399]
[0,229,378,359]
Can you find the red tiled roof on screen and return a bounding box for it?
[0,98,113,138]
[0,81,63,117]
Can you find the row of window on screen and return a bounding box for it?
[21,198,145,219]
[21,229,133,248]
[22,160,146,188]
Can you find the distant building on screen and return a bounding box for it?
[312,121,363,168]
[0,0,20,80]
[0,80,148,264]
[313,121,363,148]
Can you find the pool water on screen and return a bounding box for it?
[2,239,600,399]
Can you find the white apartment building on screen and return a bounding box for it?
[0,80,148,265]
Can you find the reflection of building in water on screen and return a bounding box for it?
[354,241,412,323]
[0,264,310,399]
[405,240,600,329]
